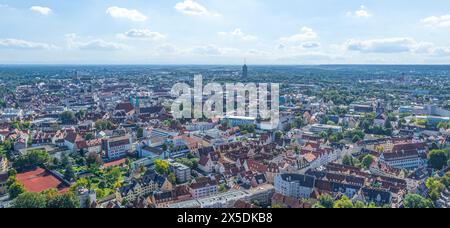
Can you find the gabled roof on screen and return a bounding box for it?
[199,155,211,166]
[140,106,164,114]
[382,150,419,160]
[65,132,83,143]
[278,174,315,188]
[115,102,134,113]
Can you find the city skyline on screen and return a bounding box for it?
[1,0,450,64]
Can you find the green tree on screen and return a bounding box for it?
[318,194,334,208]
[137,127,144,139]
[384,119,393,129]
[60,111,76,124]
[47,192,80,208]
[333,196,354,208]
[342,155,356,166]
[293,116,305,128]
[218,184,227,193]
[86,152,103,168]
[426,177,446,201]
[12,192,47,208]
[14,149,50,171]
[84,133,94,141]
[154,159,170,175]
[428,149,449,170]
[361,155,375,169]
[221,120,230,130]
[275,131,283,141]
[105,167,122,186]
[64,165,75,181]
[403,194,434,208]
[75,110,87,121]
[95,120,114,131]
[168,173,177,184]
[8,181,25,199]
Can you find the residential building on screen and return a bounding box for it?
[198,155,214,173]
[189,178,218,199]
[0,172,8,195]
[170,162,191,183]
[223,116,257,127]
[310,124,343,134]
[117,170,172,203]
[0,157,8,173]
[274,174,315,199]
[379,151,422,170]
[102,135,132,159]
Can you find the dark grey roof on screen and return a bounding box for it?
[362,187,392,204]
[279,174,315,188]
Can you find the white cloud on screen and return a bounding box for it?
[30,6,52,15]
[189,45,223,55]
[344,37,450,56]
[106,6,147,22]
[156,44,178,54]
[276,52,342,64]
[432,47,450,56]
[347,5,372,18]
[279,27,318,44]
[301,42,321,49]
[218,29,258,41]
[118,29,166,41]
[345,38,416,53]
[0,38,56,49]
[421,15,450,27]
[66,34,126,51]
[175,0,220,16]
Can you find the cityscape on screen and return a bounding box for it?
[0,1,449,211]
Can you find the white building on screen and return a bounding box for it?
[223,116,257,127]
[189,179,218,199]
[310,124,343,134]
[102,135,132,159]
[379,151,422,170]
[274,174,315,199]
[170,162,191,183]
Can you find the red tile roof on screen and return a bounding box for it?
[103,158,127,168]
[115,102,135,113]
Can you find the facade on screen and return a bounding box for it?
[274,174,315,199]
[170,162,191,183]
[189,179,218,199]
[0,172,8,195]
[379,151,422,170]
[224,116,257,127]
[0,157,8,173]
[310,124,343,134]
[117,170,172,203]
[102,135,132,159]
[198,156,214,173]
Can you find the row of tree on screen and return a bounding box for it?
[313,194,383,208]
[342,154,375,170]
[12,190,80,208]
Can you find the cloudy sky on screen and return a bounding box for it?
[1,0,450,64]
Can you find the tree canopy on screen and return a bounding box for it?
[403,194,434,208]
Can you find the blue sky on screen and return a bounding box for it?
[1,0,450,64]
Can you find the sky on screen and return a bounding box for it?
[1,0,450,64]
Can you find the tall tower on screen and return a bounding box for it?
[242,59,248,77]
